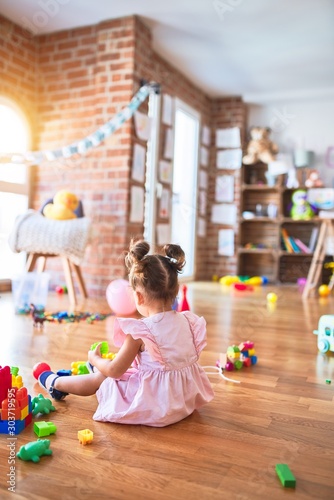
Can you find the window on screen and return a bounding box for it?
[0,98,31,285]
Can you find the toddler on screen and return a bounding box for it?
[39,240,214,427]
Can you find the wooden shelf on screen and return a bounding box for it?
[237,162,321,283]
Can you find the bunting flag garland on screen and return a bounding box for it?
[0,82,160,166]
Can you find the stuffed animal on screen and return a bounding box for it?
[290,190,315,220]
[305,170,324,188]
[43,190,79,220]
[243,127,279,165]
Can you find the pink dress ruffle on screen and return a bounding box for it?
[93,311,214,427]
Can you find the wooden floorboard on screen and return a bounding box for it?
[1,282,334,499]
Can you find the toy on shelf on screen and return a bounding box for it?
[313,315,334,353]
[0,365,32,435]
[34,421,57,437]
[17,439,52,463]
[78,429,94,445]
[290,189,315,220]
[178,285,190,312]
[242,126,278,165]
[31,394,56,416]
[218,341,257,372]
[305,170,323,188]
[30,304,47,328]
[42,190,79,220]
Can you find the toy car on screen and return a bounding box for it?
[313,315,334,353]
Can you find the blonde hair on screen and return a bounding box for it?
[125,239,185,304]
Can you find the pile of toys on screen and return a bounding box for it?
[217,341,257,372]
[29,304,111,327]
[0,366,33,435]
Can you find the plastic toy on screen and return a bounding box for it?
[17,439,52,463]
[313,315,334,353]
[275,464,296,488]
[0,365,32,435]
[71,361,90,375]
[318,284,331,297]
[266,292,277,303]
[34,421,57,437]
[106,279,136,315]
[78,429,94,445]
[30,304,47,328]
[218,341,257,372]
[178,284,190,312]
[42,190,79,220]
[33,362,51,380]
[31,394,56,416]
[55,285,68,294]
[242,126,278,165]
[290,190,315,220]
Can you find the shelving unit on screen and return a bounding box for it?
[237,162,322,283]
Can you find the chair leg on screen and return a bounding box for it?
[72,263,88,298]
[61,257,77,306]
[26,254,39,272]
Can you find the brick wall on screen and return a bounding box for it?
[0,14,247,296]
[0,15,38,146]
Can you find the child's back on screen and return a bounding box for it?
[93,310,214,427]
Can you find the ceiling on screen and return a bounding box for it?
[1,0,334,103]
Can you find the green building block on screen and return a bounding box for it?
[34,421,57,437]
[91,341,109,355]
[275,464,296,488]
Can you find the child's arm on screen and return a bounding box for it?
[88,335,142,379]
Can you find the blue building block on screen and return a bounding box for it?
[0,419,25,435]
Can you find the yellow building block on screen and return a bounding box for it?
[12,375,23,389]
[78,429,93,445]
[20,405,29,420]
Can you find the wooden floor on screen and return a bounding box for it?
[0,282,334,499]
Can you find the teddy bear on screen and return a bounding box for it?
[42,190,79,220]
[243,127,279,165]
[305,170,324,188]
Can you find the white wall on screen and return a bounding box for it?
[247,98,334,187]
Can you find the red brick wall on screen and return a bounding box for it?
[0,15,38,146]
[0,14,247,296]
[207,97,248,280]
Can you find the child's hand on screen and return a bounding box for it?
[88,343,102,363]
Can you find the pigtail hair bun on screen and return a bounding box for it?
[125,239,150,270]
[163,244,186,273]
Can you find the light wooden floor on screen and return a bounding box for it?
[0,282,334,499]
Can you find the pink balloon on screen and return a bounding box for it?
[106,279,136,316]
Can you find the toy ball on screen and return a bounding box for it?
[106,279,136,316]
[318,284,331,297]
[266,292,278,303]
[33,362,51,380]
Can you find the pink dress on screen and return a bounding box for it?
[93,310,214,427]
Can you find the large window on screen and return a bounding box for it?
[0,98,31,286]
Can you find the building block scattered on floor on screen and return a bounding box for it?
[78,428,94,445]
[34,421,57,437]
[275,464,296,488]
